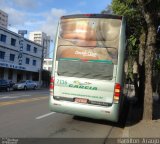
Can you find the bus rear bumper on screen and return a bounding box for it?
[49,97,120,122]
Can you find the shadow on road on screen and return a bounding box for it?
[153,98,160,120]
[125,96,160,127]
[73,98,130,129]
[125,101,143,126]
[73,116,123,128]
[73,95,160,128]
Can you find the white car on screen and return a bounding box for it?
[13,80,37,90]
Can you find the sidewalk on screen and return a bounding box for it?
[124,93,160,138]
[126,120,160,138]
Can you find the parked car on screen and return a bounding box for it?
[13,80,37,90]
[0,79,10,92]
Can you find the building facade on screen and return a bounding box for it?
[43,58,52,72]
[0,26,43,83]
[29,31,50,58]
[0,9,8,29]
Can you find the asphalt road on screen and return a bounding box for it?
[0,89,125,143]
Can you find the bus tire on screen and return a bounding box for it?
[118,96,129,127]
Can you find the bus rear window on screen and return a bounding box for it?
[57,59,114,80]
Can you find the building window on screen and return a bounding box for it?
[11,38,16,46]
[33,60,36,66]
[0,34,6,42]
[10,54,15,61]
[0,51,5,59]
[26,58,30,64]
[26,44,31,51]
[34,47,37,53]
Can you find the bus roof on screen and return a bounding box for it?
[61,14,123,20]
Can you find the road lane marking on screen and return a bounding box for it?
[0,96,11,99]
[36,112,55,120]
[0,96,48,107]
[0,95,31,100]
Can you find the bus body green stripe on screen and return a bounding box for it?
[58,58,112,64]
[88,60,112,64]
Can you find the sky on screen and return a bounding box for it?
[0,0,111,57]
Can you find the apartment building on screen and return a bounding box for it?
[0,26,43,83]
[0,9,8,29]
[29,31,50,58]
[43,58,52,72]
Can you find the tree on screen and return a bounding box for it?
[136,0,159,120]
[101,5,113,14]
[110,0,159,120]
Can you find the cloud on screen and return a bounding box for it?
[38,8,81,57]
[78,1,86,6]
[1,6,44,32]
[1,4,81,43]
[3,8,27,26]
[39,8,81,39]
[1,6,67,38]
[10,0,38,9]
[50,8,67,18]
[39,8,67,39]
[0,0,38,11]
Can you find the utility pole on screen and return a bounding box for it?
[38,37,52,87]
[39,39,45,87]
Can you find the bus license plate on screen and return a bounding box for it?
[75,98,88,104]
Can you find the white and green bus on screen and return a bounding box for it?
[50,14,126,122]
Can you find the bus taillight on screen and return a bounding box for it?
[113,83,121,103]
[50,77,55,91]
